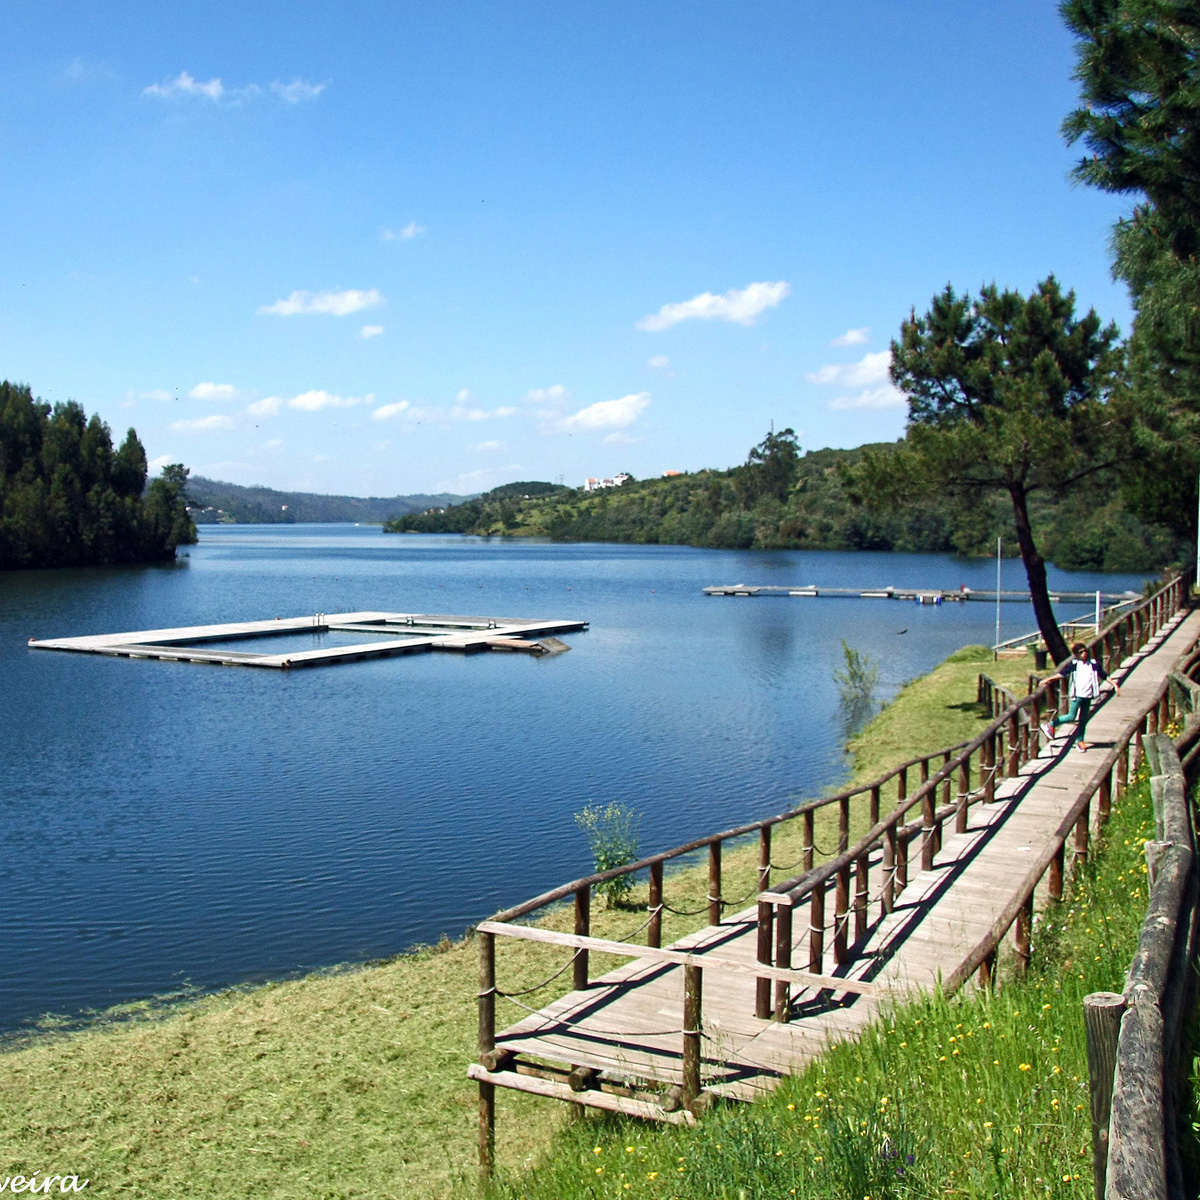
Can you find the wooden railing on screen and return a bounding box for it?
[1087,703,1200,1200]
[474,572,1189,1145]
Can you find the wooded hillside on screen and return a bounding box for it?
[385,432,1180,573]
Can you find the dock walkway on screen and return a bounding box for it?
[470,577,1197,1152]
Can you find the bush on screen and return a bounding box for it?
[574,802,642,908]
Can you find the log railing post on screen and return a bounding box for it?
[573,884,591,990]
[755,901,774,1020]
[1098,771,1112,825]
[773,902,793,1022]
[897,827,909,892]
[854,853,868,942]
[834,864,849,963]
[979,949,997,991]
[838,796,850,854]
[803,810,814,871]
[956,755,970,834]
[1007,712,1020,777]
[1049,841,1065,901]
[809,883,825,975]
[708,841,723,926]
[870,784,881,825]
[1014,893,1033,974]
[897,765,908,807]
[883,823,897,914]
[983,735,994,803]
[682,965,702,1109]
[1074,801,1091,864]
[758,825,771,894]
[921,789,936,871]
[648,862,663,949]
[478,929,497,1174]
[942,749,952,807]
[1084,991,1126,1200]
[1117,739,1129,799]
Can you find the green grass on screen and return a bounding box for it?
[0,645,1043,1198]
[483,768,1162,1200]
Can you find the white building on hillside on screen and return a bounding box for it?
[583,472,632,492]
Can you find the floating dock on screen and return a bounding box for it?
[28,611,588,670]
[703,584,1140,605]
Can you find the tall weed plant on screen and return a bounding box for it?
[575,802,642,908]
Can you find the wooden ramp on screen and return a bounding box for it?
[470,577,1198,1150]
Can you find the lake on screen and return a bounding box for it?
[0,526,1151,1032]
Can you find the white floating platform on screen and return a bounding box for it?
[28,611,588,670]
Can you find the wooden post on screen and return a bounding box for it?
[1117,740,1129,799]
[854,853,868,942]
[803,810,814,871]
[838,796,850,854]
[809,883,825,975]
[755,900,774,1019]
[834,863,849,963]
[773,902,793,1021]
[478,929,497,1174]
[1008,713,1020,777]
[1049,841,1065,902]
[708,841,722,926]
[982,735,994,804]
[942,749,952,807]
[921,789,936,871]
[883,823,897,914]
[573,884,590,990]
[919,757,929,786]
[979,949,997,990]
[1084,991,1126,1200]
[956,752,970,834]
[758,825,771,894]
[897,765,908,807]
[1014,893,1033,974]
[897,827,909,891]
[1098,771,1112,825]
[648,862,663,949]
[682,965,702,1109]
[1075,801,1090,863]
[870,784,880,825]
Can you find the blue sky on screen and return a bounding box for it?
[1,2,1134,497]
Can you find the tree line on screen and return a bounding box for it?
[384,432,1179,574]
[0,380,196,570]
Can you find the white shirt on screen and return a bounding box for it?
[1072,660,1102,699]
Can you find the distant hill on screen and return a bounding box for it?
[187,477,471,524]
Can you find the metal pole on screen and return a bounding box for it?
[994,537,1002,660]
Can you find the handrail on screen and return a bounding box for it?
[473,571,1189,1160]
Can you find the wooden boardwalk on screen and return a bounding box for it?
[28,611,587,669]
[470,588,1199,1139]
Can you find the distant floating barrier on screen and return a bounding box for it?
[703,584,1141,606]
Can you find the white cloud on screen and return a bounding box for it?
[828,386,906,411]
[523,384,569,405]
[560,392,650,432]
[471,440,506,452]
[170,414,236,433]
[139,388,173,401]
[262,438,284,452]
[806,350,892,388]
[648,355,671,370]
[360,324,385,339]
[148,455,175,474]
[603,432,643,446]
[286,390,369,411]
[832,327,870,347]
[637,281,790,331]
[189,381,240,402]
[143,72,324,104]
[259,288,383,316]
[144,71,226,100]
[494,406,518,418]
[456,388,472,402]
[382,221,426,241]
[372,401,411,421]
[247,396,282,417]
[270,79,326,103]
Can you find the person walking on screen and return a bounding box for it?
[1040,643,1120,752]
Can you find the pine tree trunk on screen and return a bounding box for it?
[1009,483,1070,664]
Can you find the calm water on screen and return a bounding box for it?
[0,527,1150,1031]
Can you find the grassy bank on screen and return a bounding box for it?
[0,647,1037,1198]
[483,765,1162,1200]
